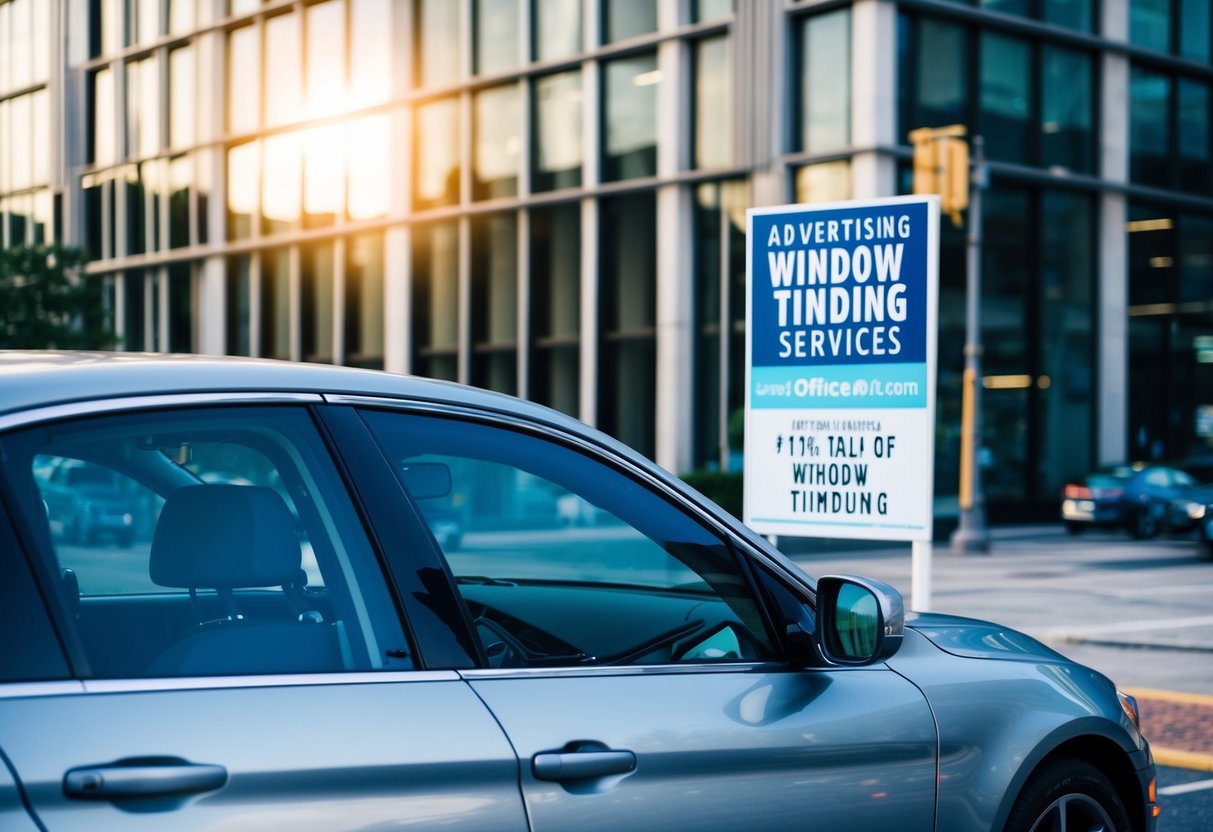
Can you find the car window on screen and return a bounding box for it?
[361,411,777,669]
[1144,468,1170,487]
[5,407,412,678]
[1174,470,1197,488]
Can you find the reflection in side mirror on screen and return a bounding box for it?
[815,575,905,666]
[400,462,452,499]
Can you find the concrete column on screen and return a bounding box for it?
[655,183,694,475]
[385,226,410,375]
[579,197,599,427]
[850,0,897,199]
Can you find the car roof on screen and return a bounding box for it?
[0,351,596,443]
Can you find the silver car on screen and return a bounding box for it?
[0,352,1157,831]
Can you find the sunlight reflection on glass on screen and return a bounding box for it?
[348,116,390,219]
[263,133,302,225]
[305,123,346,217]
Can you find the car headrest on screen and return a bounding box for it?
[150,484,301,589]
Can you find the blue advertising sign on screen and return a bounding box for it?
[744,197,939,541]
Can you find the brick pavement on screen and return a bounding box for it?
[1125,687,1213,771]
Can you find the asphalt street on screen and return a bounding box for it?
[784,524,1213,832]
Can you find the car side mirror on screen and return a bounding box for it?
[815,575,905,666]
[400,462,452,499]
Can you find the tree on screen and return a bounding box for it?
[0,244,115,349]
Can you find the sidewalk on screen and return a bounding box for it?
[783,524,1213,770]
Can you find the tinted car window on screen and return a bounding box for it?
[5,407,412,678]
[362,411,777,668]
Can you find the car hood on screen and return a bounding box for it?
[905,612,1068,662]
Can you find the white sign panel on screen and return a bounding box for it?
[744,196,939,542]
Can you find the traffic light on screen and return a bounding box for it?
[909,125,969,226]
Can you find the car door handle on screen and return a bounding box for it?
[64,762,228,800]
[532,749,636,781]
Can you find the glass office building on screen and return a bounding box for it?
[2,0,1211,518]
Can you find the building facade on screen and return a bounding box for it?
[1,0,1211,518]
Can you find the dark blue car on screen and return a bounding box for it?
[1062,463,1198,539]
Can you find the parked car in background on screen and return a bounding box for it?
[1062,463,1199,538]
[1168,483,1213,556]
[0,353,1157,832]
[35,456,140,547]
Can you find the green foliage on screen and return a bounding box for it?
[680,469,744,519]
[0,244,115,349]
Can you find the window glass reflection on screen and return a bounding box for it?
[1041,47,1092,173]
[415,0,462,88]
[694,36,731,169]
[1180,0,1210,62]
[906,18,967,134]
[799,10,849,154]
[124,271,148,351]
[474,84,521,200]
[226,254,252,356]
[694,0,732,22]
[347,115,390,219]
[265,13,302,128]
[533,70,582,191]
[91,68,115,166]
[227,25,260,134]
[262,132,302,233]
[227,140,259,239]
[306,1,345,119]
[534,0,581,62]
[0,4,10,92]
[169,0,194,34]
[168,263,194,353]
[1178,80,1210,193]
[1043,0,1092,32]
[170,47,196,149]
[414,98,461,208]
[125,167,147,255]
[603,52,659,182]
[302,242,336,364]
[126,57,160,159]
[1130,66,1171,187]
[31,189,51,244]
[604,0,656,43]
[471,212,518,394]
[10,0,30,89]
[351,0,392,107]
[346,233,386,369]
[305,124,345,226]
[980,32,1030,165]
[260,247,292,360]
[137,0,160,45]
[169,155,191,249]
[31,89,48,185]
[530,202,580,416]
[411,222,460,381]
[1130,0,1170,53]
[9,94,30,190]
[795,161,851,203]
[476,0,519,75]
[32,0,49,81]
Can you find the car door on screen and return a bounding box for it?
[357,407,939,832]
[0,400,528,832]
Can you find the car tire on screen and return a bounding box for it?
[1004,756,1130,832]
[1129,506,1159,540]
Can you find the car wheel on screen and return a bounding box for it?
[1130,506,1159,540]
[1004,757,1130,832]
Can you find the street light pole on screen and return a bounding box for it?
[951,135,990,554]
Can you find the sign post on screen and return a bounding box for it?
[744,196,940,608]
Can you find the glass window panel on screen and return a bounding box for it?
[31,189,51,244]
[306,1,345,119]
[600,192,656,458]
[137,0,160,44]
[1180,0,1210,62]
[347,115,390,219]
[304,124,345,226]
[530,202,580,415]
[694,0,732,22]
[83,181,103,257]
[302,242,335,363]
[227,140,259,239]
[474,84,521,200]
[694,35,731,169]
[125,167,147,254]
[0,100,7,192]
[9,94,31,191]
[909,18,967,133]
[1044,0,1093,32]
[226,254,252,355]
[1041,46,1092,174]
[1178,214,1213,305]
[693,184,722,469]
[262,132,302,233]
[603,52,659,182]
[345,232,385,369]
[142,159,165,251]
[10,0,30,89]
[31,90,48,185]
[532,70,582,191]
[414,98,461,208]
[124,271,148,351]
[415,0,462,88]
[411,221,460,381]
[0,3,10,93]
[169,155,191,249]
[32,0,49,81]
[230,0,262,14]
[1130,66,1171,187]
[476,0,519,75]
[979,32,1030,165]
[1130,0,1170,53]
[169,0,195,33]
[227,25,260,134]
[6,193,30,245]
[533,0,581,62]
[92,68,115,166]
[265,13,302,127]
[350,0,392,107]
[260,247,292,359]
[794,160,852,203]
[1039,190,1093,496]
[169,46,196,149]
[604,0,656,43]
[168,263,194,352]
[800,10,850,154]
[979,0,1027,16]
[471,212,519,394]
[1178,80,1210,194]
[126,56,160,158]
